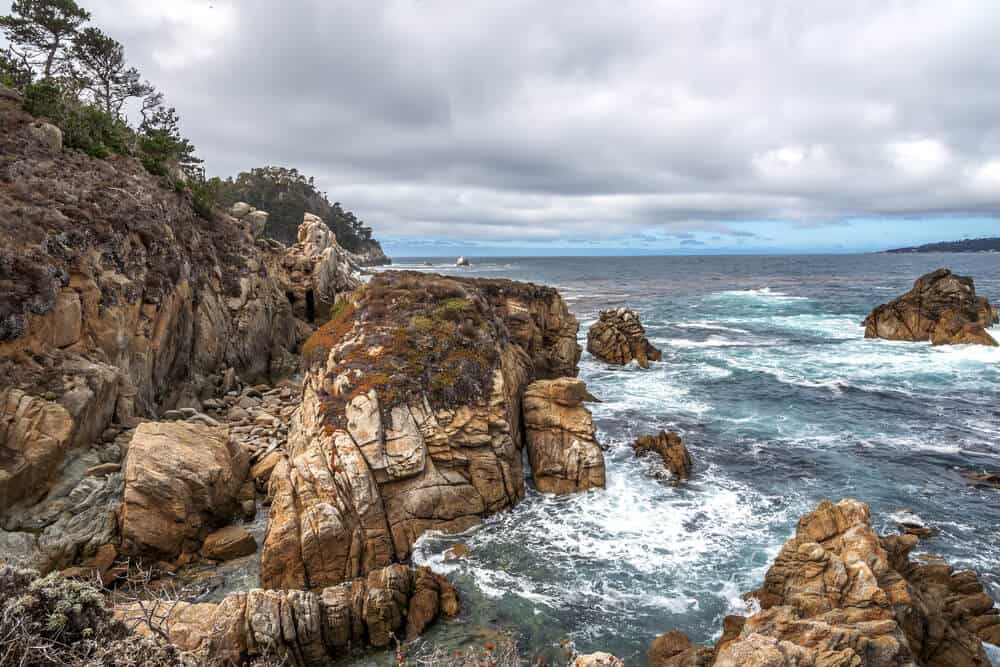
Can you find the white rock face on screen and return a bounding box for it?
[230,202,253,219]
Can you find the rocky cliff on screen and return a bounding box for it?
[261,271,585,590]
[0,91,362,570]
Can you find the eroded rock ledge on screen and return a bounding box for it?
[121,564,458,666]
[864,268,999,346]
[261,271,587,590]
[650,499,1000,667]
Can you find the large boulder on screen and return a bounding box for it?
[650,499,1000,667]
[523,378,605,494]
[634,431,692,481]
[587,308,663,368]
[118,564,459,666]
[864,268,998,346]
[261,272,581,590]
[119,422,250,560]
[0,389,74,509]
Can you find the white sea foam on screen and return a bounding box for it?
[674,321,752,334]
[710,287,808,302]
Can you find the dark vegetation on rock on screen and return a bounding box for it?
[864,268,998,346]
[0,563,182,667]
[203,166,389,263]
[886,237,1000,253]
[313,271,580,422]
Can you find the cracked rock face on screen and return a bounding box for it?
[649,499,1000,667]
[864,268,998,346]
[261,272,581,590]
[119,564,458,667]
[523,377,605,495]
[119,421,250,560]
[587,308,663,368]
[633,431,692,481]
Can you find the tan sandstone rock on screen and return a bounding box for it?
[261,272,581,590]
[634,431,692,481]
[523,378,605,494]
[587,307,663,367]
[864,268,998,346]
[650,499,1000,667]
[120,422,250,559]
[0,389,74,508]
[201,525,257,561]
[119,564,458,666]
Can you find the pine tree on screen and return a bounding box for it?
[70,26,151,117]
[0,0,90,78]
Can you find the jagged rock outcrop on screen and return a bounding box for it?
[634,431,692,481]
[280,212,363,323]
[523,378,605,494]
[119,564,458,666]
[864,269,999,346]
[261,272,581,590]
[0,95,374,568]
[119,421,250,560]
[587,308,663,368]
[650,499,1000,667]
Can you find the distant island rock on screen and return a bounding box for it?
[864,268,999,346]
[885,237,1000,253]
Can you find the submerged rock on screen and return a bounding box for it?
[523,378,605,494]
[650,499,1000,667]
[587,308,663,368]
[864,268,998,346]
[633,430,692,481]
[119,564,459,666]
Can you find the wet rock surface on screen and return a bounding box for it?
[587,307,663,368]
[523,377,605,494]
[650,499,1000,667]
[633,430,692,481]
[864,268,998,346]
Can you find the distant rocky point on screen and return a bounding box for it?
[885,237,1000,253]
[864,268,998,346]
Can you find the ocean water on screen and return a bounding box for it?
[377,254,1000,664]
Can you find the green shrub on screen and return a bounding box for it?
[23,79,131,158]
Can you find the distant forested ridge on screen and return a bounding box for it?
[885,238,1000,253]
[206,166,389,263]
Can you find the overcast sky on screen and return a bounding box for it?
[80,0,1000,254]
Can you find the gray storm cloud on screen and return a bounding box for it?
[84,0,1000,242]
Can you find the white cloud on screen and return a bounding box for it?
[73,0,1000,243]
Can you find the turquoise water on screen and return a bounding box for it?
[381,254,1000,664]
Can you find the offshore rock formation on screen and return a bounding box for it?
[633,431,692,481]
[650,499,1000,667]
[864,268,998,346]
[121,564,458,666]
[261,272,581,590]
[587,308,663,368]
[523,378,605,494]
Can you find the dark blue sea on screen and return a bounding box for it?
[377,254,1000,664]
